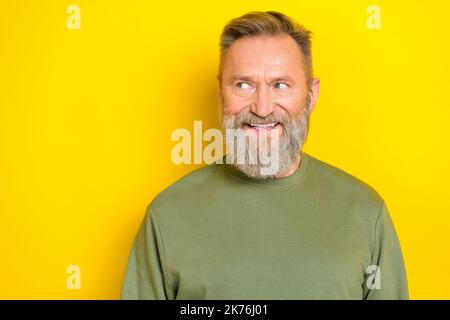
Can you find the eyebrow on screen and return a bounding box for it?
[231,74,296,84]
[231,75,254,82]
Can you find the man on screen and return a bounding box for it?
[121,11,408,299]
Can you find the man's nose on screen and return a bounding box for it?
[250,85,274,118]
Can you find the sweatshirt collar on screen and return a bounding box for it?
[221,150,311,187]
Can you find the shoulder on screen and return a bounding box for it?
[146,163,222,220]
[306,153,385,212]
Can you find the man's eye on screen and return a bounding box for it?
[236,82,253,90]
[274,82,289,90]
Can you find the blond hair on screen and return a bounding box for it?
[218,11,313,88]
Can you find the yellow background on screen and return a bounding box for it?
[1,0,449,299]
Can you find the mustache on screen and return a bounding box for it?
[232,109,291,127]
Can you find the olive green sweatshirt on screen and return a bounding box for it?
[121,151,408,299]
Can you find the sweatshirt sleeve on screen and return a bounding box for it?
[363,201,409,300]
[120,205,172,300]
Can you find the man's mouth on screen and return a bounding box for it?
[244,122,281,131]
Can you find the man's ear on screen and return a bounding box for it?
[217,87,224,121]
[308,78,320,113]
[217,87,222,106]
[217,76,224,113]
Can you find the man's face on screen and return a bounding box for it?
[219,33,319,178]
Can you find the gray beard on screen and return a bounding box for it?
[221,101,311,179]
